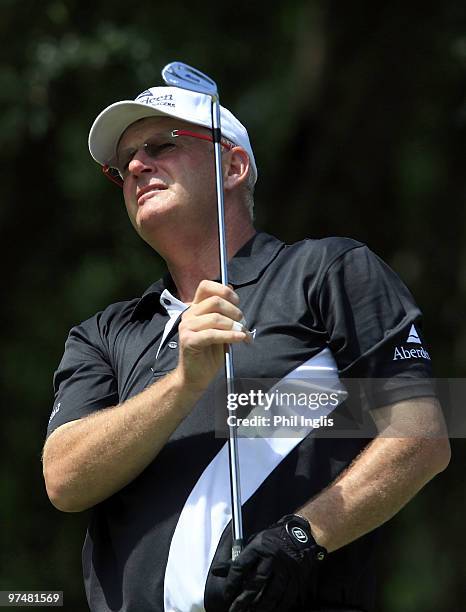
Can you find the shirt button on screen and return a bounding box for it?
[163,298,171,305]
[168,341,178,349]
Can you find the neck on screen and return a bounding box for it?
[169,224,255,303]
[151,207,255,302]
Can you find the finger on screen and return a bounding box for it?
[210,560,231,578]
[256,576,298,612]
[189,295,244,322]
[253,572,291,611]
[229,576,268,612]
[223,552,262,601]
[226,555,275,607]
[181,313,247,333]
[192,280,240,306]
[182,328,247,349]
[228,559,275,611]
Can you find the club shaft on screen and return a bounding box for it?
[212,98,244,558]
[161,62,244,558]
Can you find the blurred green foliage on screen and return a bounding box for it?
[0,1,465,610]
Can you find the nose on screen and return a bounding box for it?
[127,148,156,177]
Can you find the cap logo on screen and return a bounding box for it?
[291,526,308,543]
[135,91,175,109]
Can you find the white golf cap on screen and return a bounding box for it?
[88,86,257,182]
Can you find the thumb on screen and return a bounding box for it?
[210,561,232,578]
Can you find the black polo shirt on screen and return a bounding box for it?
[47,232,435,612]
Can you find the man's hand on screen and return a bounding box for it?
[177,280,250,391]
[211,515,327,611]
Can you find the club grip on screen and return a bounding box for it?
[231,539,243,560]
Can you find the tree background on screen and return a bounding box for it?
[0,1,465,610]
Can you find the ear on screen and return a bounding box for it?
[223,146,250,192]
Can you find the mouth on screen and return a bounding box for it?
[137,183,167,206]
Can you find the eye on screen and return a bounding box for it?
[144,141,175,157]
[117,148,136,175]
[117,139,177,177]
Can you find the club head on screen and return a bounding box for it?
[161,61,218,99]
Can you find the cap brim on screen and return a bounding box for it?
[88,101,179,166]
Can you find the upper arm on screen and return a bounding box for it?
[47,315,118,439]
[371,396,451,471]
[371,396,447,436]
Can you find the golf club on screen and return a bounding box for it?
[161,61,244,560]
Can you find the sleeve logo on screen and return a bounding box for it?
[406,324,422,344]
[393,324,431,361]
[48,402,61,423]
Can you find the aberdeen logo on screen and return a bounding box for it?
[406,324,421,344]
[136,92,175,108]
[393,325,431,361]
[136,89,152,100]
[393,345,431,361]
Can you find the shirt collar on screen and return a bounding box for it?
[130,274,173,321]
[225,231,285,286]
[130,232,285,321]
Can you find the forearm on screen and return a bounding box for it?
[43,368,203,512]
[298,434,450,553]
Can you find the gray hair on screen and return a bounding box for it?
[243,167,256,220]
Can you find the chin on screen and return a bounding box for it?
[137,200,170,222]
[135,207,173,240]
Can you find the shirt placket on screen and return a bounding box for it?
[151,289,188,376]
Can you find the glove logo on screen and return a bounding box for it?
[290,526,308,543]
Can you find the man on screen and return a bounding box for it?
[43,82,450,612]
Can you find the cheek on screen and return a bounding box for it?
[122,179,132,201]
[122,187,139,228]
[123,182,137,211]
[188,158,216,189]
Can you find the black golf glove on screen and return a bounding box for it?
[211,514,327,611]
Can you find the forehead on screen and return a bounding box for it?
[117,116,208,151]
